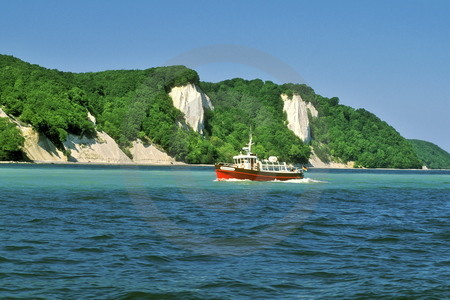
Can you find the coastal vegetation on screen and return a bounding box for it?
[0,55,95,149]
[200,79,311,163]
[0,54,433,168]
[0,117,24,160]
[409,139,450,169]
[201,79,421,168]
[76,66,214,163]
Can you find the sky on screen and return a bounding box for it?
[1,0,449,152]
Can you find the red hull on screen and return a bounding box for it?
[215,166,303,181]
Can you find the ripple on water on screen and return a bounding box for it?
[71,247,105,253]
[0,165,448,299]
[3,245,35,251]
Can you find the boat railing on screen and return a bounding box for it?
[259,160,293,172]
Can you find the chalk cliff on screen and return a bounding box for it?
[61,112,130,163]
[20,126,66,162]
[280,94,350,167]
[0,108,7,118]
[130,140,176,164]
[169,83,213,134]
[308,150,354,168]
[1,107,177,164]
[63,132,132,164]
[281,93,318,143]
[61,112,176,164]
[1,108,66,162]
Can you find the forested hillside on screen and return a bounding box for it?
[0,55,214,163]
[409,139,450,169]
[0,55,95,150]
[0,55,424,168]
[75,67,215,163]
[287,85,422,169]
[200,79,311,163]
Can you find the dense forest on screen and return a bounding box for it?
[0,55,214,163]
[200,79,311,163]
[409,139,450,169]
[0,54,436,168]
[76,66,215,163]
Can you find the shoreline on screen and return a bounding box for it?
[0,160,448,170]
[0,160,210,167]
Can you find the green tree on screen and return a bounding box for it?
[0,118,25,160]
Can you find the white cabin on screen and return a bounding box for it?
[231,135,297,173]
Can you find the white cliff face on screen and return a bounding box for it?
[169,83,213,134]
[0,108,8,118]
[20,125,67,162]
[281,94,318,143]
[63,111,133,163]
[1,107,178,164]
[130,140,177,164]
[63,132,132,164]
[1,108,66,162]
[308,149,354,168]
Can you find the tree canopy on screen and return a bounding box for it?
[0,54,425,168]
[288,82,422,168]
[0,117,24,160]
[200,78,311,163]
[409,139,450,169]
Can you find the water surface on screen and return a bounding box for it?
[1,165,449,298]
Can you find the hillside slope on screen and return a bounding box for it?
[0,55,424,168]
[409,139,450,169]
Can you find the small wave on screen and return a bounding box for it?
[3,245,35,251]
[0,256,11,263]
[366,236,400,243]
[143,254,173,263]
[36,257,79,264]
[214,178,252,182]
[289,249,329,257]
[304,271,342,278]
[27,217,60,223]
[270,282,301,289]
[198,278,272,291]
[28,218,44,223]
[71,247,105,253]
[273,178,327,184]
[214,178,326,183]
[88,234,115,240]
[116,291,198,299]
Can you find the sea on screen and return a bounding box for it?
[0,164,449,299]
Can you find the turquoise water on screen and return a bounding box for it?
[0,164,449,299]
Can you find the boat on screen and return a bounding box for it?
[215,136,305,181]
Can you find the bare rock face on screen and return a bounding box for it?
[281,94,318,143]
[2,107,178,164]
[129,140,176,164]
[169,83,214,134]
[63,132,132,164]
[0,108,8,118]
[20,126,67,162]
[1,108,66,162]
[64,112,175,164]
[307,150,354,168]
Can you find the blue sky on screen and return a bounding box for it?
[1,0,449,152]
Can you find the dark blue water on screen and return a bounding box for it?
[1,164,449,299]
